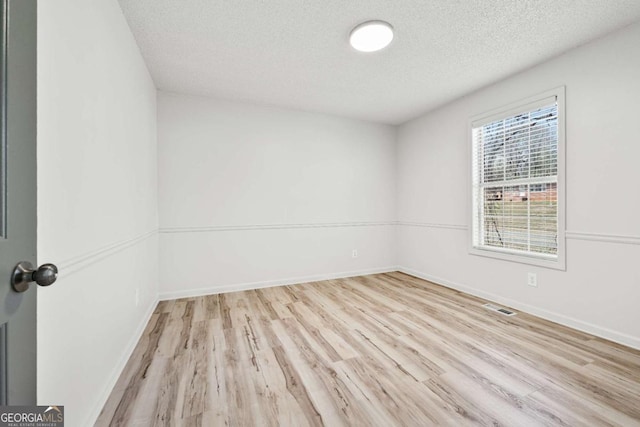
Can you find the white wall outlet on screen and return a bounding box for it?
[135,288,140,306]
[527,273,537,287]
[352,249,358,258]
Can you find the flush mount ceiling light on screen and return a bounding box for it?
[349,20,394,52]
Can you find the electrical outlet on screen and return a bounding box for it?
[352,249,358,258]
[135,288,140,306]
[527,273,537,287]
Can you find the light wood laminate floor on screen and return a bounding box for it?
[97,272,640,426]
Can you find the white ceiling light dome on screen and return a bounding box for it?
[349,20,394,53]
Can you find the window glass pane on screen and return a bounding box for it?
[484,185,530,251]
[530,182,557,255]
[530,106,558,178]
[482,186,505,247]
[504,113,530,181]
[482,121,505,183]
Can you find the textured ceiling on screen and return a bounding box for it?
[118,0,640,124]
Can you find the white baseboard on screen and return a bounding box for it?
[159,266,398,300]
[84,295,159,426]
[397,266,640,351]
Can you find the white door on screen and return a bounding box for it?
[0,0,56,405]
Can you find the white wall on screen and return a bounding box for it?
[37,0,158,425]
[397,22,640,349]
[158,93,396,298]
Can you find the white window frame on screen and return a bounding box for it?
[468,87,566,270]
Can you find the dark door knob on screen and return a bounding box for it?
[11,261,58,292]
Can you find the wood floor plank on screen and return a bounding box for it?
[526,385,640,427]
[97,272,640,426]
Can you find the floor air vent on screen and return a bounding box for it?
[483,303,517,316]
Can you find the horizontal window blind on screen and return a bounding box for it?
[471,100,558,259]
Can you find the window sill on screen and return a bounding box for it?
[469,246,566,271]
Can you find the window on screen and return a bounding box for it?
[470,88,565,269]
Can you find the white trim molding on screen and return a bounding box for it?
[57,229,158,277]
[397,221,640,246]
[398,221,467,231]
[565,231,640,246]
[161,221,490,234]
[159,266,398,300]
[160,221,396,234]
[397,266,640,351]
